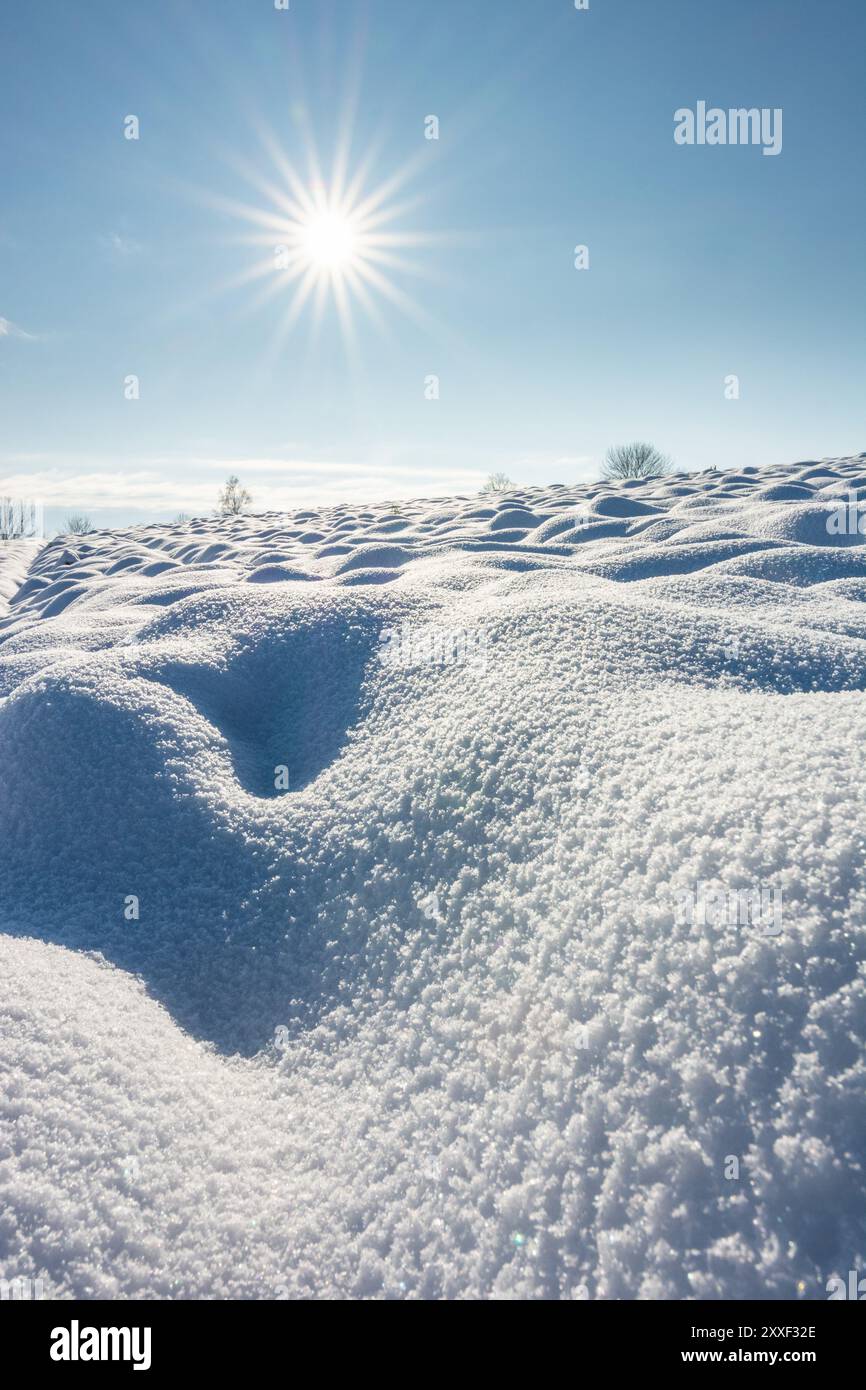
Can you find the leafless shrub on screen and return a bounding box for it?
[481,472,514,493]
[602,442,672,480]
[217,476,252,516]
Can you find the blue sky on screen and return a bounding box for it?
[1,0,864,525]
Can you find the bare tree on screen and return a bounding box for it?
[63,514,93,535]
[481,472,514,494]
[217,476,252,516]
[602,443,672,481]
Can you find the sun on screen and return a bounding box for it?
[297,208,360,272]
[197,124,446,353]
[265,172,417,323]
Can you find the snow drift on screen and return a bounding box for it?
[1,455,866,1299]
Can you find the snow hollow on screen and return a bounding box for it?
[1,454,866,1300]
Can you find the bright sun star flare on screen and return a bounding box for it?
[297,208,360,271]
[204,126,444,356]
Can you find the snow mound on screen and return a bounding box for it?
[751,503,866,548]
[2,455,866,1300]
[0,539,43,616]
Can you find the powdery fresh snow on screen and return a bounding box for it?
[2,455,866,1300]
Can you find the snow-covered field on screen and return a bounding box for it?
[2,454,866,1300]
[0,539,43,618]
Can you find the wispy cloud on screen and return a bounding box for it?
[0,316,35,340]
[0,458,489,513]
[100,232,143,257]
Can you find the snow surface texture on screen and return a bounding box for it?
[0,540,43,619]
[2,455,866,1300]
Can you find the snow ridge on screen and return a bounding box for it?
[1,455,866,1299]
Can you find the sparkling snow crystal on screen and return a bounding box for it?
[1,455,866,1299]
